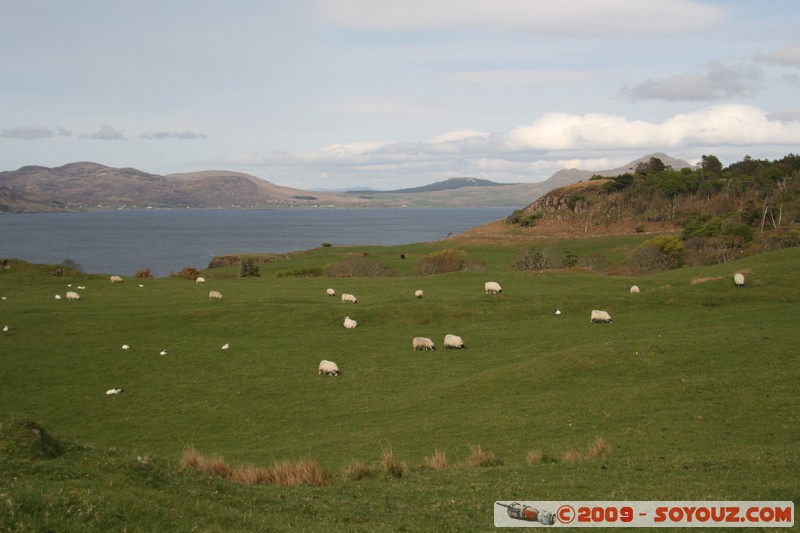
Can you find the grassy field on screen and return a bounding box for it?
[1,238,798,531]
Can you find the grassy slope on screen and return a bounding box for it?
[1,241,798,531]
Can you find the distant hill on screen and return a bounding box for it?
[0,154,695,212]
[347,177,507,194]
[0,163,384,211]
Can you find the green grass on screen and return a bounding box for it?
[1,241,799,531]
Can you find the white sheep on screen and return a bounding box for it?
[341,293,357,304]
[160,349,168,356]
[343,316,358,329]
[105,388,124,395]
[444,334,465,349]
[221,343,230,350]
[590,310,612,323]
[209,290,223,300]
[110,275,123,284]
[326,288,336,297]
[2,325,8,332]
[121,344,130,350]
[555,309,561,316]
[412,337,435,351]
[54,294,62,300]
[734,273,745,287]
[484,281,502,294]
[66,291,80,301]
[318,359,340,376]
[415,289,424,299]
[196,276,206,284]
[630,285,640,295]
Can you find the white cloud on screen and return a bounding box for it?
[315,0,726,34]
[80,125,125,140]
[222,104,800,187]
[0,126,70,140]
[142,130,208,140]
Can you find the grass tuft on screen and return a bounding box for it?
[423,449,448,470]
[342,460,379,481]
[382,448,409,478]
[525,449,542,465]
[466,444,503,468]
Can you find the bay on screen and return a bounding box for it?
[0,208,510,277]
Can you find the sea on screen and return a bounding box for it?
[0,207,511,277]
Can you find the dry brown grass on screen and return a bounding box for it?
[586,436,612,458]
[466,445,503,468]
[382,448,409,478]
[525,450,542,465]
[423,449,448,470]
[342,460,379,481]
[561,449,584,462]
[181,445,330,486]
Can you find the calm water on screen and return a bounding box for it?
[0,208,510,276]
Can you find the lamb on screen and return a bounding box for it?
[110,275,123,284]
[66,291,80,301]
[484,281,502,294]
[196,276,206,284]
[415,289,424,299]
[630,285,640,295]
[105,388,124,395]
[343,316,358,329]
[318,359,340,376]
[590,310,612,323]
[326,288,335,297]
[734,273,745,287]
[341,293,357,304]
[412,337,435,351]
[444,334,465,349]
[208,290,223,300]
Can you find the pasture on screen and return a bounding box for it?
[1,240,798,531]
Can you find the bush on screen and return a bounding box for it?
[171,267,201,280]
[506,209,543,227]
[412,249,466,276]
[624,235,684,275]
[135,268,153,278]
[513,247,552,271]
[239,259,260,278]
[276,266,326,278]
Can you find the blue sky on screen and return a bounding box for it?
[1,0,799,189]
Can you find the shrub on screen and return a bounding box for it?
[321,242,332,247]
[412,249,466,276]
[514,247,552,271]
[276,266,326,278]
[135,268,153,278]
[624,235,684,275]
[171,266,201,280]
[239,259,260,278]
[506,209,543,227]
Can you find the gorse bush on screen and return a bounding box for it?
[412,248,466,275]
[171,266,201,280]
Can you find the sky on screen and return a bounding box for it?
[1,0,799,190]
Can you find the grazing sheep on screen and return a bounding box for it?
[110,275,123,284]
[105,388,123,395]
[484,281,502,294]
[555,309,561,316]
[341,293,357,304]
[318,359,340,376]
[734,273,745,287]
[444,334,465,349]
[160,349,168,356]
[66,291,80,301]
[54,294,62,300]
[630,285,640,295]
[415,289,424,299]
[590,310,612,323]
[196,276,206,284]
[221,343,230,350]
[121,344,130,350]
[208,290,223,300]
[2,325,8,332]
[343,316,358,329]
[412,337,435,351]
[326,288,335,297]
